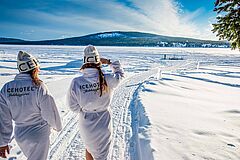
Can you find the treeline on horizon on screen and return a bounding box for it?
[0,31,230,48]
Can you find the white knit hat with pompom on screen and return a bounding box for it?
[83,45,100,64]
[17,51,39,73]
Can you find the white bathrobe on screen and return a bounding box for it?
[0,74,62,160]
[67,61,124,160]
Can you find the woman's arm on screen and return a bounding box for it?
[110,60,124,78]
[101,58,124,77]
[101,58,124,89]
[0,89,12,158]
[38,83,62,132]
[0,90,12,146]
[67,79,81,112]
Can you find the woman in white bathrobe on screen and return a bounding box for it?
[0,51,62,159]
[67,45,124,160]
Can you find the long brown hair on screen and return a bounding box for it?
[26,68,42,86]
[80,63,108,97]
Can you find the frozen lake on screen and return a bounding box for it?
[0,45,240,160]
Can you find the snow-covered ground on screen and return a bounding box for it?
[0,45,239,160]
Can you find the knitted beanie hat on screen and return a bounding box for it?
[83,45,100,64]
[17,51,40,73]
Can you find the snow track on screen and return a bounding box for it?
[48,69,157,160]
[48,112,79,159]
[62,132,85,160]
[110,69,157,160]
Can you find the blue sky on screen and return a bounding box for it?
[0,0,217,40]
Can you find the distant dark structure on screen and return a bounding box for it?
[161,54,184,60]
[163,54,167,60]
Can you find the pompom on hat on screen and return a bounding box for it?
[83,45,100,64]
[17,51,40,73]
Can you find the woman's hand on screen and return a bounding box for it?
[0,145,10,158]
[100,58,111,65]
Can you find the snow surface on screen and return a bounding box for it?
[0,45,240,160]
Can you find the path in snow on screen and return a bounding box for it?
[110,69,157,160]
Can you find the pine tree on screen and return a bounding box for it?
[212,0,240,50]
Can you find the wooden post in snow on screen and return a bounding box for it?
[197,62,200,70]
[156,68,162,80]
